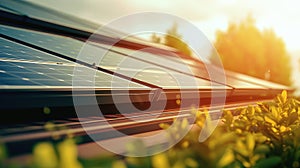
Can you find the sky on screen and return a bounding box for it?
[28,0,300,51]
[28,0,300,92]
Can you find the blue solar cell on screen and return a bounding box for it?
[0,71,15,78]
[0,37,148,88]
[0,23,267,90]
[1,25,229,90]
[101,45,269,89]
[0,78,37,85]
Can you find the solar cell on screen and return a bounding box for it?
[0,25,84,59]
[97,44,268,89]
[109,44,294,90]
[109,45,292,90]
[0,38,147,89]
[96,51,225,89]
[0,23,289,91]
[1,25,229,90]
[224,70,291,90]
[2,23,280,93]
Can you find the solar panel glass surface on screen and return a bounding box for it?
[1,25,228,90]
[0,38,147,88]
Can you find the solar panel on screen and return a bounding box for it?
[96,44,268,89]
[0,0,147,39]
[2,22,287,97]
[0,24,290,90]
[0,25,84,58]
[109,45,292,90]
[81,44,229,89]
[224,70,291,90]
[2,1,296,159]
[1,25,229,90]
[0,0,99,32]
[0,38,148,89]
[95,49,226,89]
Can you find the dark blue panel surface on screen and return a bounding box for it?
[0,38,147,88]
[0,25,229,90]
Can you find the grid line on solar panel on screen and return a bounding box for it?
[0,25,230,90]
[95,43,292,90]
[1,24,196,74]
[1,27,220,88]
[0,37,148,88]
[1,25,199,78]
[1,6,291,91]
[80,45,230,89]
[0,25,84,59]
[99,45,272,89]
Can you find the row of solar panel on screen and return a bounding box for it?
[1,0,293,93]
[1,0,163,49]
[0,23,290,93]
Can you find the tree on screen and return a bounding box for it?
[210,16,292,86]
[151,33,161,44]
[151,23,192,56]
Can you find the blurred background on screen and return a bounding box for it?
[29,0,300,95]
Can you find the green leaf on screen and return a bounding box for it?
[254,134,268,143]
[254,156,281,168]
[246,134,255,152]
[287,112,298,125]
[217,149,235,167]
[216,132,236,146]
[235,140,248,157]
[264,116,276,125]
[281,90,287,103]
[254,145,270,154]
[184,158,198,168]
[152,153,170,168]
[271,106,279,119]
[0,143,7,162]
[33,142,58,168]
[112,160,127,168]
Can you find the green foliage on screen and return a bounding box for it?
[2,91,300,168]
[0,142,7,168]
[210,16,292,86]
[221,90,300,168]
[32,139,82,168]
[133,90,300,168]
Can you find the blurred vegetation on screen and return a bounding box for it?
[210,16,292,86]
[2,91,300,167]
[151,23,192,56]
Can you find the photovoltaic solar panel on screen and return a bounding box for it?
[1,1,296,158]
[1,0,150,40]
[2,22,288,91]
[93,48,227,89]
[108,45,291,90]
[98,44,270,89]
[0,21,287,91]
[1,22,288,92]
[0,0,293,93]
[0,25,84,58]
[224,70,291,90]
[0,25,229,90]
[0,38,148,88]
[0,0,99,32]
